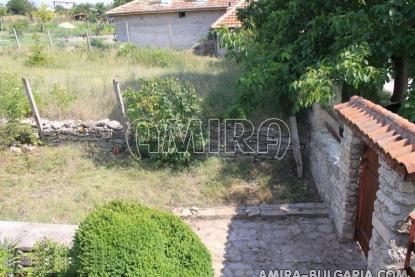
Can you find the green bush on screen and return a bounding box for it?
[399,91,415,123]
[0,73,31,119]
[90,38,109,49]
[116,43,173,67]
[26,34,53,66]
[0,121,40,148]
[8,18,29,34]
[50,82,76,110]
[123,77,204,165]
[31,240,73,277]
[72,201,213,277]
[91,23,115,36]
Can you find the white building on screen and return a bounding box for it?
[106,0,237,49]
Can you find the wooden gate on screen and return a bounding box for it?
[355,145,380,256]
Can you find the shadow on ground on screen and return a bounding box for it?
[189,214,367,277]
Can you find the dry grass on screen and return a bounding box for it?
[0,145,319,224]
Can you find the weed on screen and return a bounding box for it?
[25,34,53,66]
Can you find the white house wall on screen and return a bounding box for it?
[113,10,225,49]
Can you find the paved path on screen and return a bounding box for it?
[0,204,366,276]
[188,216,367,276]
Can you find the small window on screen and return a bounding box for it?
[179,11,186,18]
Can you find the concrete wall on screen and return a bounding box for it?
[113,10,225,49]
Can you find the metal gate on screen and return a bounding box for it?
[355,145,380,256]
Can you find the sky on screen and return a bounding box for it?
[0,0,114,8]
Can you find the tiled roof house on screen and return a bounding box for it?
[106,0,238,49]
[210,0,247,29]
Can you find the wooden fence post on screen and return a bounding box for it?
[13,28,20,49]
[112,80,129,139]
[47,29,53,48]
[289,115,303,178]
[125,21,130,42]
[168,20,173,50]
[22,77,44,140]
[86,32,92,51]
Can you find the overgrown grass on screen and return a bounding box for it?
[0,44,240,120]
[0,145,319,224]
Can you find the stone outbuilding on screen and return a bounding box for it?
[309,96,415,270]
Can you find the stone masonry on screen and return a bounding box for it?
[368,159,415,270]
[23,118,126,150]
[309,105,363,241]
[311,97,415,270]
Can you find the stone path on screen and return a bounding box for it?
[187,216,367,276]
[0,204,367,276]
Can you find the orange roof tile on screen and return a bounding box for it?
[334,96,415,181]
[106,0,236,16]
[210,0,247,29]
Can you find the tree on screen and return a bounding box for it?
[33,4,54,32]
[6,0,34,15]
[0,4,7,16]
[224,0,415,117]
[113,0,133,8]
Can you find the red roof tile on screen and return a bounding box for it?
[334,96,415,181]
[210,0,247,29]
[106,0,235,16]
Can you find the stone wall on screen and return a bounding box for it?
[24,118,126,150]
[309,109,363,241]
[309,101,415,270]
[22,119,304,158]
[368,159,415,270]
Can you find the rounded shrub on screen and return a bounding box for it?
[72,201,213,277]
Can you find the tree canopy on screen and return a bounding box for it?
[223,0,415,116]
[6,0,34,15]
[113,0,133,8]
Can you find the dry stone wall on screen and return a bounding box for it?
[23,118,126,150]
[21,119,304,158]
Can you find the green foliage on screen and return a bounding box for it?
[0,4,7,16]
[226,0,415,116]
[31,240,72,276]
[89,38,108,49]
[216,27,252,61]
[0,120,40,148]
[72,201,213,277]
[70,3,109,22]
[113,0,133,8]
[91,22,114,36]
[399,90,415,123]
[0,73,31,119]
[116,43,173,67]
[49,82,76,110]
[124,77,204,165]
[34,4,54,24]
[0,239,22,276]
[26,34,53,66]
[6,0,34,15]
[9,18,29,34]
